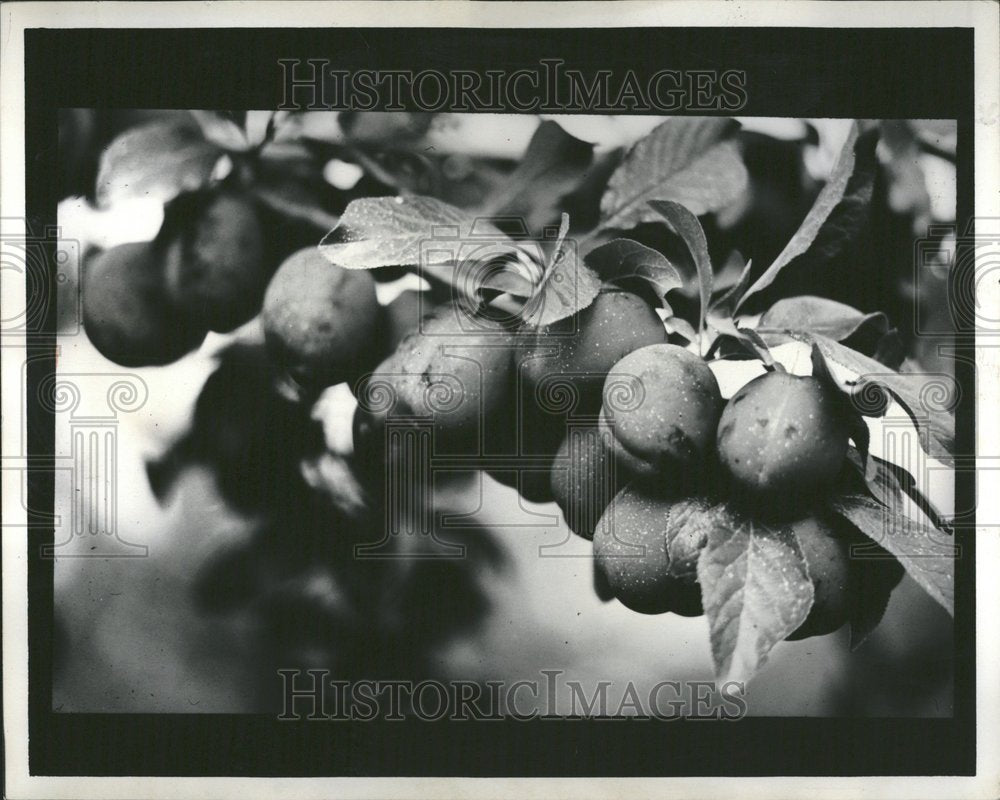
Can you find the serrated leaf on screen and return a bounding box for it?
[737,123,879,311]
[758,296,888,345]
[830,494,954,616]
[599,117,748,232]
[480,120,594,231]
[319,195,514,270]
[584,238,682,310]
[697,507,814,682]
[95,118,223,207]
[520,214,601,327]
[807,333,956,465]
[649,201,713,335]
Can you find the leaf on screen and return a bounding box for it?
[830,494,955,616]
[190,110,253,152]
[649,201,713,335]
[737,123,879,311]
[807,333,956,465]
[697,506,814,682]
[520,214,601,327]
[319,195,514,270]
[95,118,223,207]
[664,315,699,344]
[758,296,888,345]
[480,120,595,231]
[709,257,753,319]
[599,117,748,232]
[584,238,682,310]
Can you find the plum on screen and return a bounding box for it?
[520,286,666,402]
[382,290,428,354]
[593,485,712,615]
[262,247,381,391]
[786,514,852,640]
[600,343,722,479]
[787,513,905,641]
[512,287,666,466]
[353,302,516,464]
[162,189,267,332]
[716,371,849,507]
[550,424,629,540]
[83,241,207,367]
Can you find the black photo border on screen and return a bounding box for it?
[23,25,976,778]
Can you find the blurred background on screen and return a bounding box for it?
[51,111,956,716]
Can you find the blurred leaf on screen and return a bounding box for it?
[911,119,957,159]
[95,118,223,207]
[481,120,595,231]
[319,195,512,270]
[599,117,747,232]
[584,238,682,310]
[649,200,713,334]
[190,110,252,152]
[340,111,434,144]
[830,494,954,616]
[697,505,814,682]
[880,120,932,234]
[520,214,601,327]
[738,122,879,311]
[252,183,339,231]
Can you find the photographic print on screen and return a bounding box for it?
[2,3,998,799]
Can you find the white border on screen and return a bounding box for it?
[2,2,998,799]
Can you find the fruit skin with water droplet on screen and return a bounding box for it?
[83,241,207,367]
[352,302,516,481]
[716,371,849,509]
[161,189,267,333]
[520,286,667,405]
[600,343,723,480]
[785,512,905,641]
[786,514,853,640]
[593,484,712,615]
[262,247,380,392]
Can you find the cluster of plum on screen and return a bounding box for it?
[259,259,902,641]
[82,184,323,367]
[84,214,901,642]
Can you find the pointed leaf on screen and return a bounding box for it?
[697,507,814,682]
[96,118,223,207]
[808,333,956,464]
[709,257,753,318]
[319,195,514,270]
[520,214,601,327]
[738,123,879,311]
[649,200,713,335]
[830,494,955,616]
[584,238,682,309]
[599,117,748,232]
[758,296,889,345]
